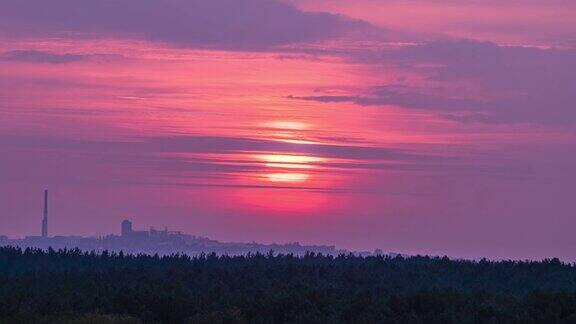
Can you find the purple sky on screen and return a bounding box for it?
[0,0,575,260]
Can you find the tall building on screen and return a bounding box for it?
[42,190,48,238]
[121,220,133,237]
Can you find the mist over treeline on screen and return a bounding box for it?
[1,246,576,323]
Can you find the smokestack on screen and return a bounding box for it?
[42,190,48,238]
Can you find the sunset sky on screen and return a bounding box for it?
[1,0,575,260]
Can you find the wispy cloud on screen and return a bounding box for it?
[0,133,469,190]
[0,134,437,162]
[289,85,489,112]
[0,50,123,64]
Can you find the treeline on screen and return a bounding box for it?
[1,247,576,323]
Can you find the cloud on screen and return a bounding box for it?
[0,50,123,64]
[0,0,373,49]
[0,133,537,199]
[285,0,576,47]
[0,133,461,194]
[296,40,576,126]
[387,41,576,125]
[0,134,434,162]
[289,85,490,112]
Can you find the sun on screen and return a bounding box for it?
[266,173,310,183]
[259,154,324,169]
[254,154,325,183]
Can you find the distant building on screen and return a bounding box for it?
[149,227,168,237]
[150,227,183,238]
[121,220,149,239]
[121,220,133,237]
[128,230,149,240]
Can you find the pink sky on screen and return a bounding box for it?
[1,0,575,260]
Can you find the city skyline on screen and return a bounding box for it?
[0,190,352,257]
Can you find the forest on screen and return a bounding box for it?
[1,246,576,323]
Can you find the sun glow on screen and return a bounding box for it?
[254,120,327,184]
[266,173,310,183]
[256,154,325,183]
[262,121,310,130]
[261,120,318,144]
[260,154,324,168]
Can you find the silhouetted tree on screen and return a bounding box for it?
[1,246,576,323]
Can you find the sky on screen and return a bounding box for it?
[0,0,575,260]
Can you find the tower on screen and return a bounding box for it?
[121,220,133,237]
[42,189,48,238]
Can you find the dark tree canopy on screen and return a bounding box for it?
[1,246,576,323]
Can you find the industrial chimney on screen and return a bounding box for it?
[42,190,48,238]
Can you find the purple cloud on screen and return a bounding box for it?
[0,133,526,195]
[289,85,490,112]
[295,40,576,126]
[0,134,436,163]
[383,40,576,125]
[0,0,372,49]
[0,50,124,64]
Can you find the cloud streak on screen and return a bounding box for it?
[0,134,438,163]
[0,50,124,64]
